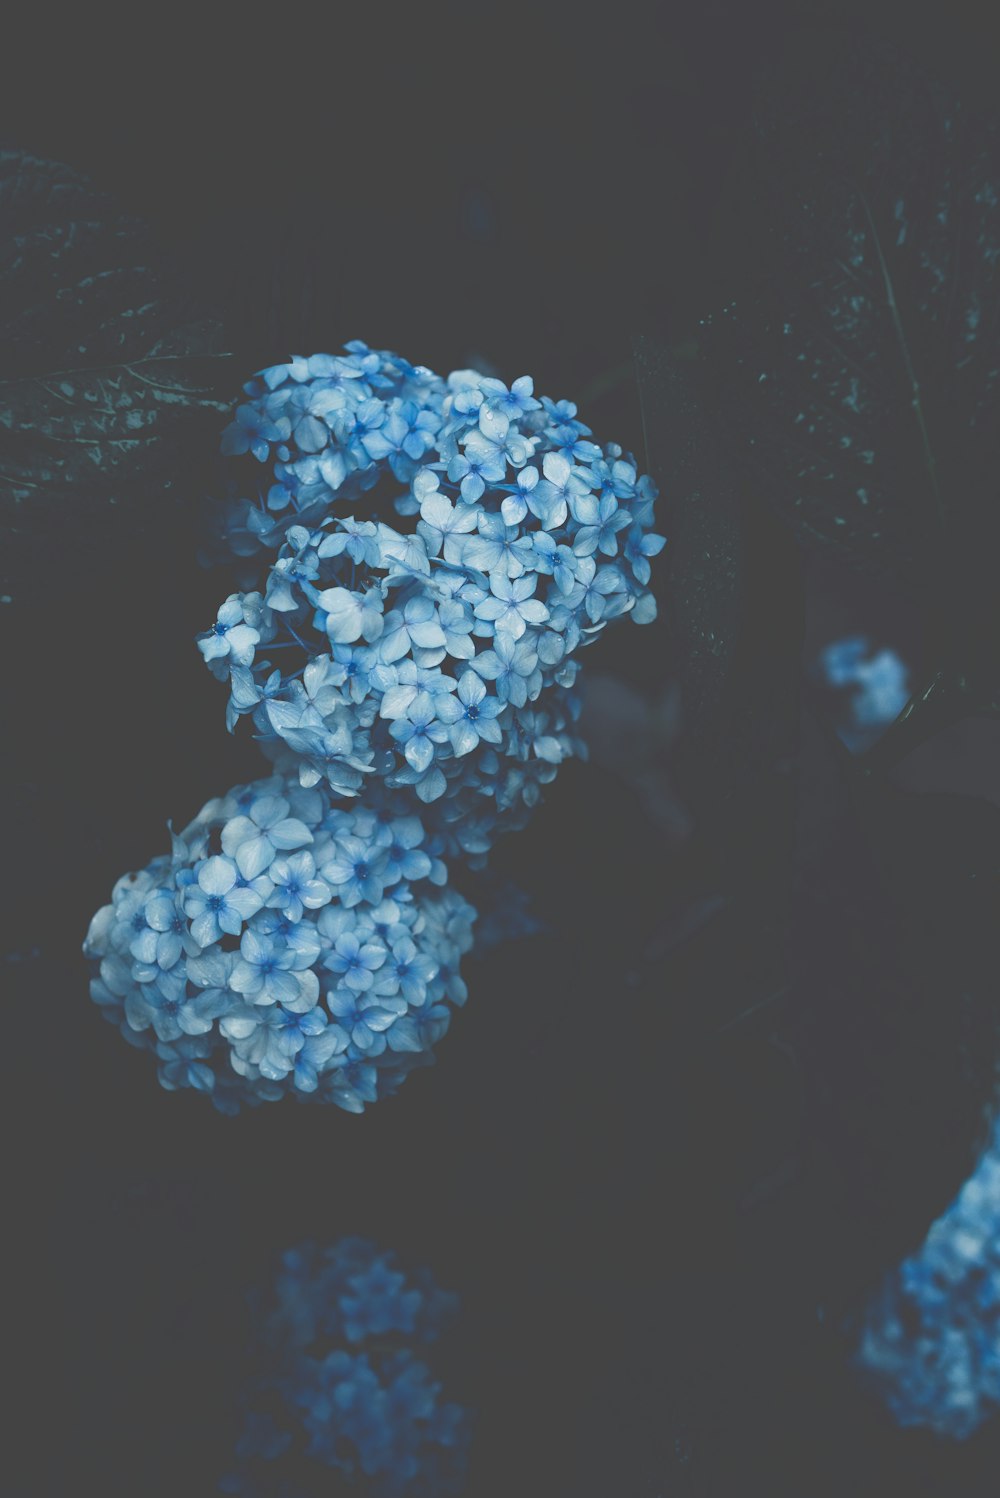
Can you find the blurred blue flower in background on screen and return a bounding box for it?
[816,635,911,753]
[219,1237,470,1497]
[854,1117,1000,1439]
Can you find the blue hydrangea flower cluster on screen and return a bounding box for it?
[86,344,660,1109]
[816,635,910,753]
[220,1237,470,1498]
[854,1118,1000,1439]
[202,344,664,857]
[83,775,476,1114]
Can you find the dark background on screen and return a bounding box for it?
[3,4,1000,1495]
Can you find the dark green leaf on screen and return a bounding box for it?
[700,41,1000,622]
[0,152,236,599]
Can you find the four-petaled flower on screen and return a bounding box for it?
[436,670,505,756]
[472,631,539,707]
[221,794,313,880]
[184,856,267,947]
[474,574,549,640]
[325,931,388,993]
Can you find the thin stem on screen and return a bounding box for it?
[857,668,972,778]
[857,187,947,536]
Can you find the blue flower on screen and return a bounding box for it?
[573,493,633,557]
[416,476,479,555]
[221,793,313,880]
[388,692,450,774]
[484,373,540,421]
[220,402,291,461]
[283,383,342,453]
[473,573,549,639]
[445,447,504,502]
[317,515,383,567]
[223,1237,470,1495]
[128,892,196,971]
[624,522,666,585]
[324,931,387,993]
[471,631,539,707]
[460,512,524,578]
[146,976,230,1044]
[266,851,331,923]
[327,988,401,1054]
[322,834,390,907]
[85,774,477,1113]
[315,583,386,646]
[327,640,378,702]
[202,345,664,859]
[379,937,438,1007]
[382,817,433,885]
[95,345,669,1116]
[817,636,911,753]
[464,404,534,470]
[293,1024,348,1092]
[229,926,304,1007]
[342,1258,422,1342]
[198,597,261,668]
[435,670,504,756]
[855,1119,1000,1438]
[183,855,266,947]
[378,597,447,663]
[530,451,588,527]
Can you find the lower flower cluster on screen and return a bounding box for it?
[220,1237,470,1497]
[83,775,476,1113]
[855,1118,1000,1438]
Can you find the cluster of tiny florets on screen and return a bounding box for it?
[83,775,475,1114]
[220,1237,470,1497]
[202,343,664,858]
[85,344,662,1110]
[855,1119,1000,1438]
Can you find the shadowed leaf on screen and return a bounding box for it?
[0,151,236,599]
[699,40,1000,628]
[633,334,744,743]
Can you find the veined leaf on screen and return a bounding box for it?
[699,41,999,617]
[0,152,236,598]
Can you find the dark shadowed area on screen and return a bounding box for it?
[3,5,999,1495]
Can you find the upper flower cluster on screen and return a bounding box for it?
[84,774,476,1114]
[221,1236,470,1498]
[202,344,664,856]
[855,1118,1000,1438]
